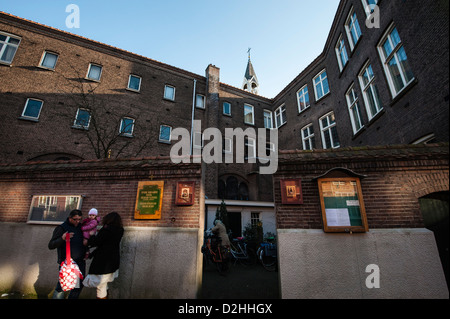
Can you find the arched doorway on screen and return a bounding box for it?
[419,191,449,289]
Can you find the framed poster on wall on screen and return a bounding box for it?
[134,181,164,220]
[175,181,195,206]
[318,177,368,233]
[280,179,303,205]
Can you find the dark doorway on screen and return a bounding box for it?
[419,191,449,289]
[228,212,242,238]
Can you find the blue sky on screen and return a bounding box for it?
[0,0,340,98]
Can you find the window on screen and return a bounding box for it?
[39,51,59,70]
[251,212,261,227]
[245,137,256,160]
[196,94,206,109]
[193,132,203,149]
[159,125,172,143]
[275,104,287,128]
[87,64,102,81]
[244,104,254,125]
[313,70,330,101]
[264,110,273,129]
[319,112,340,149]
[73,108,91,129]
[223,137,232,153]
[119,117,135,136]
[21,98,43,120]
[345,8,362,51]
[361,0,378,16]
[27,195,83,225]
[128,75,142,92]
[335,35,349,71]
[0,32,20,64]
[301,124,316,151]
[297,85,310,113]
[223,102,231,116]
[266,142,275,157]
[378,24,415,97]
[346,85,364,134]
[359,62,383,120]
[164,85,176,101]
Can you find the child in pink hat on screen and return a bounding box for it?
[81,208,101,259]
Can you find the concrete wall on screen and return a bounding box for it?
[278,228,449,299]
[0,223,203,299]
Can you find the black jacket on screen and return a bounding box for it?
[88,225,124,275]
[48,219,86,264]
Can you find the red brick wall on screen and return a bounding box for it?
[274,144,449,230]
[0,158,203,228]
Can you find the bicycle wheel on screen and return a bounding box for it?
[241,247,256,266]
[258,247,277,272]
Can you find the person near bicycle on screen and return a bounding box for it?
[211,219,230,248]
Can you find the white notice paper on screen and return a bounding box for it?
[325,208,351,227]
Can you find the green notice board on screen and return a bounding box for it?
[134,181,164,220]
[318,178,368,233]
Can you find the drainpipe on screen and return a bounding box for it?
[190,79,197,156]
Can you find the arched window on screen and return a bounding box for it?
[239,182,249,201]
[226,176,239,200]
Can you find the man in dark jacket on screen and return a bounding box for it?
[48,209,87,299]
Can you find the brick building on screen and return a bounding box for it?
[0,0,448,298]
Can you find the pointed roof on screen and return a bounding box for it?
[245,58,258,81]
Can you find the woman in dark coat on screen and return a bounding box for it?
[83,212,124,299]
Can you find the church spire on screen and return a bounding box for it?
[242,48,259,95]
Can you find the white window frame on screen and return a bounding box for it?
[159,125,172,143]
[319,112,341,149]
[127,74,142,92]
[0,32,21,65]
[164,85,176,101]
[274,104,287,128]
[297,85,311,113]
[119,117,135,137]
[346,84,364,134]
[377,23,415,98]
[86,63,103,81]
[301,124,315,151]
[244,104,255,125]
[193,132,204,149]
[345,7,362,51]
[223,137,233,154]
[73,108,91,129]
[21,98,44,121]
[264,110,273,129]
[358,61,383,120]
[361,0,379,17]
[245,137,256,160]
[223,102,232,116]
[39,51,59,70]
[313,69,330,101]
[251,212,261,227]
[196,94,206,109]
[335,34,349,72]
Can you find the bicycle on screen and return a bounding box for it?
[229,237,256,266]
[201,230,230,274]
[257,237,278,272]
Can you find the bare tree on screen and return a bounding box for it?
[53,62,158,160]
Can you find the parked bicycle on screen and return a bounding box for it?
[257,237,278,272]
[201,230,230,274]
[229,237,256,266]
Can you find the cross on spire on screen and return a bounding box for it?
[247,48,251,60]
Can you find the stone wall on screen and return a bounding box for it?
[0,157,205,298]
